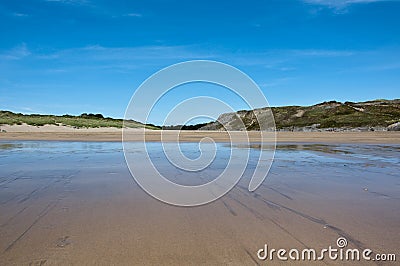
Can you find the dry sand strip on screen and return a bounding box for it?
[0,125,399,143]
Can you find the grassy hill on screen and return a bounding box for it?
[272,99,400,129]
[2,99,399,131]
[200,99,400,131]
[0,111,160,130]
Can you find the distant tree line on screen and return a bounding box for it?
[162,122,210,130]
[79,113,104,119]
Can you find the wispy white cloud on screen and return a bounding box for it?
[225,48,354,69]
[69,44,216,61]
[1,44,215,63]
[0,43,372,78]
[259,77,296,88]
[303,0,390,7]
[290,49,354,57]
[110,12,143,19]
[3,44,216,74]
[0,43,31,60]
[302,0,394,13]
[124,13,142,17]
[44,0,90,5]
[12,13,29,17]
[339,61,400,73]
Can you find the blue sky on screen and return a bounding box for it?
[0,0,399,125]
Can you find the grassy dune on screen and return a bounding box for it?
[272,100,400,129]
[201,99,400,131]
[2,99,399,131]
[0,111,160,130]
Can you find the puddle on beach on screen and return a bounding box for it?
[0,140,399,264]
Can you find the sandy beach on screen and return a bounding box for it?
[0,125,399,265]
[0,140,399,265]
[0,124,399,143]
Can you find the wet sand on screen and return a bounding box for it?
[0,142,399,265]
[0,126,399,144]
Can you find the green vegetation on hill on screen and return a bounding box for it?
[1,99,399,131]
[0,111,160,130]
[272,100,400,129]
[201,99,400,131]
[162,122,210,130]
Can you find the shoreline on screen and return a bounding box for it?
[1,128,399,144]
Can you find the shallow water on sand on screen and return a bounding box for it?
[0,141,399,265]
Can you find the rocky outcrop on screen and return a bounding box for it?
[387,122,400,131]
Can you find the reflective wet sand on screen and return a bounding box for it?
[0,141,399,265]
